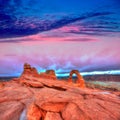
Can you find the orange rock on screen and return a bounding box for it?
[39,70,56,80]
[68,70,85,88]
[21,63,39,77]
[45,70,57,79]
[0,101,24,120]
[41,102,67,112]
[0,64,120,120]
[21,63,57,80]
[27,103,42,120]
[62,102,90,120]
[0,82,4,89]
[45,112,62,120]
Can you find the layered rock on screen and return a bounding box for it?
[68,70,85,88]
[39,70,57,80]
[21,63,85,86]
[45,70,57,79]
[21,63,39,77]
[21,63,57,80]
[0,82,4,89]
[0,64,120,120]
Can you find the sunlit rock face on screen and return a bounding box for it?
[46,70,56,79]
[0,64,120,120]
[21,63,39,77]
[39,70,57,80]
[21,63,57,80]
[21,63,85,86]
[68,70,85,88]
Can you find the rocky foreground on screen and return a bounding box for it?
[0,64,120,120]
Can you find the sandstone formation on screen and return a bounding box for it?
[0,64,120,120]
[68,70,85,88]
[39,70,57,80]
[21,63,57,80]
[21,63,39,77]
[46,70,56,77]
[0,82,4,89]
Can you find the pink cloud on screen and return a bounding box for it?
[0,28,120,76]
[58,26,80,32]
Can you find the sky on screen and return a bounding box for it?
[0,0,120,76]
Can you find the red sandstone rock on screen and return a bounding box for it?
[68,70,85,88]
[0,101,24,120]
[0,64,120,120]
[0,82,4,89]
[45,70,57,80]
[45,112,62,120]
[62,102,90,120]
[40,102,67,112]
[39,72,56,80]
[27,103,42,120]
[21,63,39,77]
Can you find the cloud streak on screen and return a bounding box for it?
[0,0,120,76]
[0,0,120,40]
[0,7,118,39]
[63,38,98,42]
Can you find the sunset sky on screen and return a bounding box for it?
[0,0,120,76]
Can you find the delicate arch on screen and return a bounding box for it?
[68,70,85,88]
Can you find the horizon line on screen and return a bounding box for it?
[0,70,120,77]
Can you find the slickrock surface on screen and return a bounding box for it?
[0,64,120,120]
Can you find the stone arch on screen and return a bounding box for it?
[68,70,85,88]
